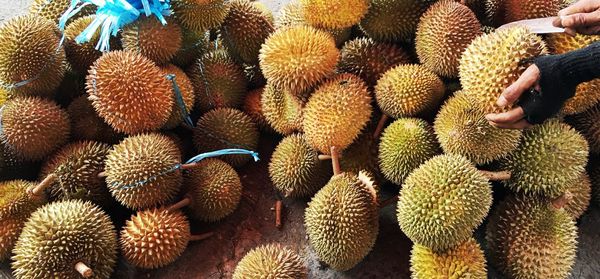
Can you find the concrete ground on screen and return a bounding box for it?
[0,1,599,278]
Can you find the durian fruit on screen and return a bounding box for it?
[590,162,600,205]
[243,87,271,132]
[160,64,196,129]
[171,0,230,34]
[193,108,259,167]
[503,0,560,23]
[259,25,339,97]
[397,154,492,252]
[220,0,275,64]
[434,91,522,165]
[29,0,95,23]
[0,142,24,180]
[498,119,588,198]
[303,74,372,155]
[1,97,70,161]
[375,64,445,118]
[300,0,369,29]
[0,217,21,261]
[459,27,547,112]
[261,83,305,135]
[121,17,183,65]
[233,244,307,279]
[305,171,379,271]
[359,0,437,42]
[188,49,248,112]
[416,1,482,78]
[64,15,120,74]
[120,208,191,269]
[12,200,117,279]
[67,95,122,143]
[563,173,592,219]
[184,158,242,221]
[269,134,332,198]
[486,195,577,279]
[172,28,208,68]
[410,238,487,279]
[338,37,411,86]
[568,105,600,154]
[244,63,268,89]
[484,0,504,26]
[252,2,274,23]
[54,69,86,107]
[379,118,439,185]
[547,33,600,115]
[339,132,382,181]
[39,141,111,205]
[105,133,183,210]
[87,50,173,134]
[0,15,66,98]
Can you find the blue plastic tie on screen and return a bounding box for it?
[165,74,194,127]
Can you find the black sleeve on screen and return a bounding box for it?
[519,41,600,124]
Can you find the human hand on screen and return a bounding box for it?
[553,0,600,35]
[485,65,540,129]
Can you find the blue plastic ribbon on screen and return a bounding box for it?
[58,0,172,52]
[165,74,194,127]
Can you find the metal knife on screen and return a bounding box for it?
[497,17,565,34]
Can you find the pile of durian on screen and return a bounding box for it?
[0,0,599,278]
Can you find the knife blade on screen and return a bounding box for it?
[497,17,565,34]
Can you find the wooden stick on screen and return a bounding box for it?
[167,198,191,212]
[318,154,332,160]
[97,171,107,178]
[75,262,93,278]
[379,195,399,209]
[479,170,511,181]
[28,173,56,198]
[189,232,214,241]
[275,200,283,229]
[330,146,341,175]
[552,191,573,210]
[373,114,389,139]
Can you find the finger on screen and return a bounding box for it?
[559,0,599,16]
[485,107,526,124]
[497,65,540,107]
[559,11,600,29]
[488,119,532,130]
[564,27,578,36]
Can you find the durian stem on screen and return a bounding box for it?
[75,262,93,278]
[180,163,198,170]
[167,198,191,212]
[190,232,214,241]
[551,191,573,209]
[275,200,283,229]
[479,170,511,181]
[373,114,389,138]
[318,154,332,160]
[28,173,56,198]
[330,146,341,175]
[379,195,398,209]
[97,171,107,178]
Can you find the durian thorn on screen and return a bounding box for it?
[97,171,107,178]
[331,146,341,175]
[275,200,283,229]
[190,232,214,241]
[551,191,573,210]
[167,198,191,212]
[373,114,389,139]
[75,262,93,278]
[358,171,378,204]
[180,162,198,170]
[479,170,511,181]
[379,195,398,209]
[28,173,56,198]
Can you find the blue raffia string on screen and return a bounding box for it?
[165,74,194,127]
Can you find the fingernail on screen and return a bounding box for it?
[497,96,508,107]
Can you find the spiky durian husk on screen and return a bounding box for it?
[410,238,487,279]
[171,0,230,34]
[303,74,372,155]
[375,64,445,118]
[220,0,274,64]
[1,97,70,161]
[0,15,66,98]
[305,172,379,271]
[233,244,307,279]
[398,154,492,252]
[184,158,242,221]
[0,142,24,180]
[0,180,44,219]
[252,1,274,23]
[379,118,440,186]
[300,0,369,29]
[459,27,547,113]
[499,120,588,198]
[339,132,382,181]
[359,0,437,42]
[12,200,117,279]
[484,0,504,26]
[87,50,173,135]
[568,105,600,154]
[259,25,339,97]
[269,134,332,198]
[503,0,560,23]
[486,196,577,279]
[434,91,522,165]
[0,217,21,261]
[105,133,182,210]
[188,49,248,112]
[338,37,411,86]
[192,108,259,167]
[67,96,122,144]
[39,141,111,204]
[416,1,482,78]
[261,83,305,135]
[172,28,208,68]
[64,16,120,74]
[547,33,600,115]
[160,64,196,129]
[121,17,183,65]
[564,173,591,219]
[29,0,95,23]
[243,87,271,132]
[120,208,191,269]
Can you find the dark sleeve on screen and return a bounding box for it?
[519,41,600,124]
